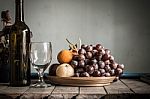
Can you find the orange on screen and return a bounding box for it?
[57,50,73,64]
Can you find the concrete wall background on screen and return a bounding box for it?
[0,0,150,73]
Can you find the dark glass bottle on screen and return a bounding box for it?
[0,10,12,83]
[9,0,31,86]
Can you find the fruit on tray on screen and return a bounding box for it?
[49,63,60,76]
[71,44,124,78]
[56,63,74,77]
[49,39,124,80]
[57,39,78,64]
[57,50,73,64]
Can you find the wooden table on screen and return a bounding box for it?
[0,79,150,99]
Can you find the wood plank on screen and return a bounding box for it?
[104,80,133,94]
[80,86,106,94]
[0,83,9,90]
[21,86,55,99]
[0,85,8,90]
[49,86,79,99]
[121,79,150,94]
[140,74,150,84]
[0,86,29,98]
[0,85,10,99]
[76,86,106,99]
[102,94,150,99]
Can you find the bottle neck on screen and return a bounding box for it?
[15,0,24,22]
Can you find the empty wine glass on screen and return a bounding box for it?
[30,42,52,88]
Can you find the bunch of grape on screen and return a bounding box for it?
[70,44,124,78]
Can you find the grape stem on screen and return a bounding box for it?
[66,38,77,51]
[79,37,81,49]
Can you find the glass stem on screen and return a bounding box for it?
[38,70,44,84]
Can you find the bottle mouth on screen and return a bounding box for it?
[16,0,23,4]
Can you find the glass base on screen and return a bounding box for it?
[30,82,51,88]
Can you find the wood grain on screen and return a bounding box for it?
[80,86,106,94]
[0,86,29,98]
[49,86,78,99]
[0,79,150,99]
[0,85,10,99]
[121,79,150,94]
[104,80,133,94]
[0,85,8,91]
[22,86,55,99]
[77,86,106,99]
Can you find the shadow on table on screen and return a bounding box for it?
[0,94,13,99]
[101,94,150,99]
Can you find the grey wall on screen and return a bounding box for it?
[0,0,150,73]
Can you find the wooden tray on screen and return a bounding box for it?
[47,76,116,86]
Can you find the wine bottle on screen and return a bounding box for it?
[9,0,31,86]
[0,10,12,83]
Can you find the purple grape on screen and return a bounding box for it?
[81,44,87,49]
[105,60,110,65]
[70,60,78,68]
[105,49,111,55]
[99,69,105,74]
[110,69,115,76]
[118,64,124,69]
[102,54,110,61]
[72,55,79,60]
[92,49,98,56]
[93,70,101,77]
[85,59,91,65]
[95,44,103,51]
[85,52,92,59]
[98,61,105,69]
[75,68,84,73]
[78,60,85,68]
[80,72,90,77]
[85,65,94,75]
[109,55,115,63]
[91,59,97,64]
[92,63,99,70]
[116,68,123,75]
[78,48,86,55]
[105,72,111,77]
[78,54,85,60]
[110,62,118,69]
[96,54,102,61]
[98,49,105,55]
[86,45,93,52]
[105,65,111,72]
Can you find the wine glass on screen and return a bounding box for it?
[30,42,52,88]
